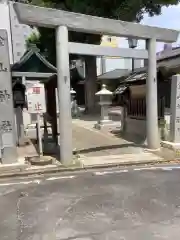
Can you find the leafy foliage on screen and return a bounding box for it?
[26,31,40,48]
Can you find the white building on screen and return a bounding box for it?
[97,35,144,75]
[0,0,35,64]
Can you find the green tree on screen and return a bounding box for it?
[26,31,41,49]
[27,0,179,111]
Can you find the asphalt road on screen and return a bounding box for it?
[1,165,180,240]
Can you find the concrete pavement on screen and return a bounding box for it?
[16,114,174,170]
[1,164,180,239]
[1,114,173,179]
[72,120,144,157]
[72,118,173,167]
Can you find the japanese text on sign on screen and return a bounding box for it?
[0,89,10,102]
[0,36,5,46]
[27,83,46,114]
[32,87,41,94]
[0,120,12,132]
[34,102,43,111]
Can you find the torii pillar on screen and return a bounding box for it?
[56,26,73,164]
[146,38,160,149]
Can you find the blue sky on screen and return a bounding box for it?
[121,4,180,51]
[98,4,180,74]
[142,4,180,30]
[141,4,180,51]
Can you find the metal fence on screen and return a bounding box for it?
[127,97,165,119]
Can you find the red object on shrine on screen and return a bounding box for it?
[33,87,41,94]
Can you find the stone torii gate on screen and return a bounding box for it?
[14,3,179,164]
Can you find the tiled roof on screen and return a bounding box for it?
[11,46,57,72]
[97,69,131,80]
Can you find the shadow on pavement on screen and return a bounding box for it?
[76,143,144,154]
[111,129,146,146]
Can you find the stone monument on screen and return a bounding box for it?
[0,30,17,163]
[161,75,180,156]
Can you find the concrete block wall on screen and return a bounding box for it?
[125,113,171,142]
[125,118,147,140]
[109,105,171,143]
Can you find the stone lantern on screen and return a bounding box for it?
[94,84,113,129]
[70,88,76,102]
[70,88,79,117]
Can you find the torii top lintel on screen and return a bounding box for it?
[14,3,179,43]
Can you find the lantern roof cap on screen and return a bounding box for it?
[96,84,112,95]
[70,88,76,94]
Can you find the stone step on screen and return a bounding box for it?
[80,152,163,167]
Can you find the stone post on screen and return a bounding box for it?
[56,26,72,164]
[14,76,27,146]
[144,40,149,67]
[15,106,24,145]
[170,74,180,143]
[146,38,160,149]
[0,30,17,163]
[101,56,106,74]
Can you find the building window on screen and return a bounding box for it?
[107,37,111,42]
[17,52,21,57]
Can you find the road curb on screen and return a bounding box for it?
[0,163,28,173]
[0,159,173,179]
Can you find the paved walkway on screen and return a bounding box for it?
[72,118,145,157]
[20,114,173,164]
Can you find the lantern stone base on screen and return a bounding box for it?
[161,141,180,159]
[161,141,180,150]
[94,119,121,131]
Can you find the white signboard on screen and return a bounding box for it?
[27,82,46,114]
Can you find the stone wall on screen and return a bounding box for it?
[125,117,147,141]
[125,110,171,142]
